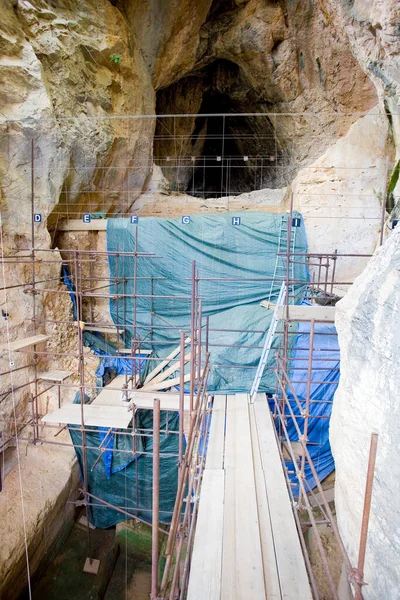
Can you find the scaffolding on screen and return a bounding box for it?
[0,113,387,599]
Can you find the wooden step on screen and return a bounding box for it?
[0,334,49,353]
[38,370,74,382]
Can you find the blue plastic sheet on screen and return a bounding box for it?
[280,309,340,494]
[69,392,179,527]
[61,263,146,379]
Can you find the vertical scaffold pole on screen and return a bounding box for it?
[197,298,203,383]
[190,261,196,416]
[179,330,185,468]
[283,193,294,372]
[354,432,378,600]
[298,319,315,509]
[151,398,161,600]
[74,250,92,566]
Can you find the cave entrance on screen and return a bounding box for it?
[154,60,286,199]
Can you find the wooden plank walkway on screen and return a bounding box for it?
[187,394,312,600]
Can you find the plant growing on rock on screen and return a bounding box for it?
[109,53,121,64]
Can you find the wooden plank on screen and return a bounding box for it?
[91,375,191,410]
[0,334,49,353]
[57,219,107,231]
[275,305,336,322]
[253,398,313,600]
[83,325,124,335]
[205,395,226,470]
[187,469,225,600]
[38,370,73,382]
[117,348,152,355]
[147,352,190,386]
[232,394,266,600]
[249,403,282,599]
[223,394,236,470]
[221,394,266,600]
[141,371,192,392]
[41,404,132,429]
[143,338,190,384]
[221,395,237,599]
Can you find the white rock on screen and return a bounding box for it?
[331,227,400,599]
[292,109,389,287]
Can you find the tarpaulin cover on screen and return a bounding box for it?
[69,392,180,527]
[62,263,146,379]
[279,310,340,494]
[107,212,308,393]
[63,267,179,529]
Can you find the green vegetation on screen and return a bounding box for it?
[387,160,400,211]
[109,53,121,64]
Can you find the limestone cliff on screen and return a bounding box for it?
[331,226,400,599]
[0,0,399,596]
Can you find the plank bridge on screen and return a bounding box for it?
[187,394,313,600]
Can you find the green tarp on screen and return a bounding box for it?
[69,408,180,527]
[107,211,308,393]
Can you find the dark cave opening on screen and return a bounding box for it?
[155,59,288,199]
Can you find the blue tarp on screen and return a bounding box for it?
[280,310,340,494]
[107,212,309,393]
[62,263,146,379]
[69,410,180,527]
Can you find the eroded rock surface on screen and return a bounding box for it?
[331,227,400,599]
[0,0,399,596]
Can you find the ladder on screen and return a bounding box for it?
[250,282,286,404]
[267,214,298,303]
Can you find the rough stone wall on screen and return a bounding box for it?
[0,431,80,600]
[330,227,400,599]
[323,0,400,201]
[0,0,398,595]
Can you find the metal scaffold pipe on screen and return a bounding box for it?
[151,398,161,600]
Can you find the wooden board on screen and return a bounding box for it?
[38,370,73,382]
[249,403,282,599]
[92,376,191,411]
[147,352,190,386]
[221,395,237,600]
[96,390,191,412]
[276,305,336,322]
[41,404,132,429]
[141,371,192,392]
[117,348,152,355]
[143,338,190,384]
[221,394,266,600]
[205,395,226,470]
[0,334,49,353]
[253,398,313,600]
[82,325,124,335]
[57,219,107,231]
[187,470,225,600]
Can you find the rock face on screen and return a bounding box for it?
[0,431,80,600]
[0,0,398,596]
[330,227,400,599]
[292,108,389,286]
